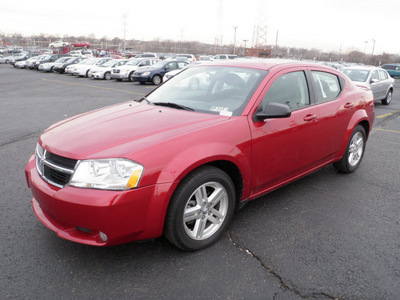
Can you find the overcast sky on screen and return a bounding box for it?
[1,0,398,55]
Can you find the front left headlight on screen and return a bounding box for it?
[141,72,150,77]
[70,159,144,190]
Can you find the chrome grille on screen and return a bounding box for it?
[36,144,77,188]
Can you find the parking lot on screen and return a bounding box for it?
[1,64,400,300]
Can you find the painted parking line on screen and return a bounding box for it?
[373,127,400,134]
[376,110,400,119]
[42,78,146,96]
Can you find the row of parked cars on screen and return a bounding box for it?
[2,52,194,85]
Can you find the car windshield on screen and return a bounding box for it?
[55,57,70,63]
[342,69,370,82]
[85,58,98,64]
[100,60,116,67]
[150,61,166,69]
[77,59,89,64]
[146,66,267,116]
[126,59,142,66]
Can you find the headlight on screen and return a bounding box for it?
[70,159,144,190]
[141,72,150,77]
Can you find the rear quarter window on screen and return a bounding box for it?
[311,71,341,103]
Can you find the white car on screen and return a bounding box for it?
[49,41,70,48]
[72,58,112,77]
[38,57,72,72]
[174,54,196,62]
[88,59,128,80]
[111,58,158,81]
[64,58,89,74]
[15,57,38,68]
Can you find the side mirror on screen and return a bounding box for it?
[370,78,379,84]
[254,102,291,121]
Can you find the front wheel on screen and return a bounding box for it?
[334,125,366,173]
[164,166,236,251]
[381,90,392,105]
[152,74,162,85]
[104,72,112,80]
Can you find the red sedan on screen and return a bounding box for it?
[25,60,374,251]
[71,41,91,48]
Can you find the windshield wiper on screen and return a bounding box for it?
[152,102,194,111]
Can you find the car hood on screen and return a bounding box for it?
[40,101,227,159]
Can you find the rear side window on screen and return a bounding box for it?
[261,71,310,111]
[378,70,388,80]
[311,71,341,103]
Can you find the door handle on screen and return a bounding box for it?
[303,114,318,121]
[344,103,354,108]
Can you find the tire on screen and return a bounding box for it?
[86,70,90,78]
[104,72,111,80]
[164,166,236,251]
[152,74,162,85]
[128,72,135,82]
[334,125,366,173]
[381,90,392,105]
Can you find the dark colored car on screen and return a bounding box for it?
[53,57,85,74]
[380,64,400,78]
[25,60,374,251]
[132,60,189,85]
[33,54,68,70]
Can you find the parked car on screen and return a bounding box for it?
[111,58,158,81]
[72,58,112,77]
[68,51,84,57]
[88,59,128,80]
[342,66,394,105]
[134,53,158,59]
[71,41,91,48]
[25,60,374,251]
[33,54,67,70]
[174,54,196,62]
[53,57,85,74]
[213,54,238,60]
[131,60,189,85]
[49,41,69,48]
[198,55,213,62]
[24,55,49,69]
[380,64,400,78]
[7,52,31,66]
[38,57,72,72]
[64,58,89,75]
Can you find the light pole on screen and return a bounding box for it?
[243,39,248,56]
[371,39,376,56]
[233,26,238,54]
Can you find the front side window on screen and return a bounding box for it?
[261,71,310,111]
[311,71,341,103]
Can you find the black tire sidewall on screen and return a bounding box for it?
[165,166,236,251]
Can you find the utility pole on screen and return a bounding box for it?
[122,14,128,51]
[233,26,238,54]
[371,39,376,56]
[243,39,248,56]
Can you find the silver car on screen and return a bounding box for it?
[342,66,394,105]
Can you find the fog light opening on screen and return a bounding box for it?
[99,231,108,242]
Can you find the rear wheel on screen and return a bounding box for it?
[334,125,366,173]
[164,166,236,251]
[129,72,135,82]
[381,90,392,105]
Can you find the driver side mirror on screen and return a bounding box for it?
[254,102,291,122]
[370,78,379,84]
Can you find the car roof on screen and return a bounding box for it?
[196,58,326,71]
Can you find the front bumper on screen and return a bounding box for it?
[25,155,175,246]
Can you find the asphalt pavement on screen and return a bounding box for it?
[1,64,399,300]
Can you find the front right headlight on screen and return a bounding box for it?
[70,158,144,190]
